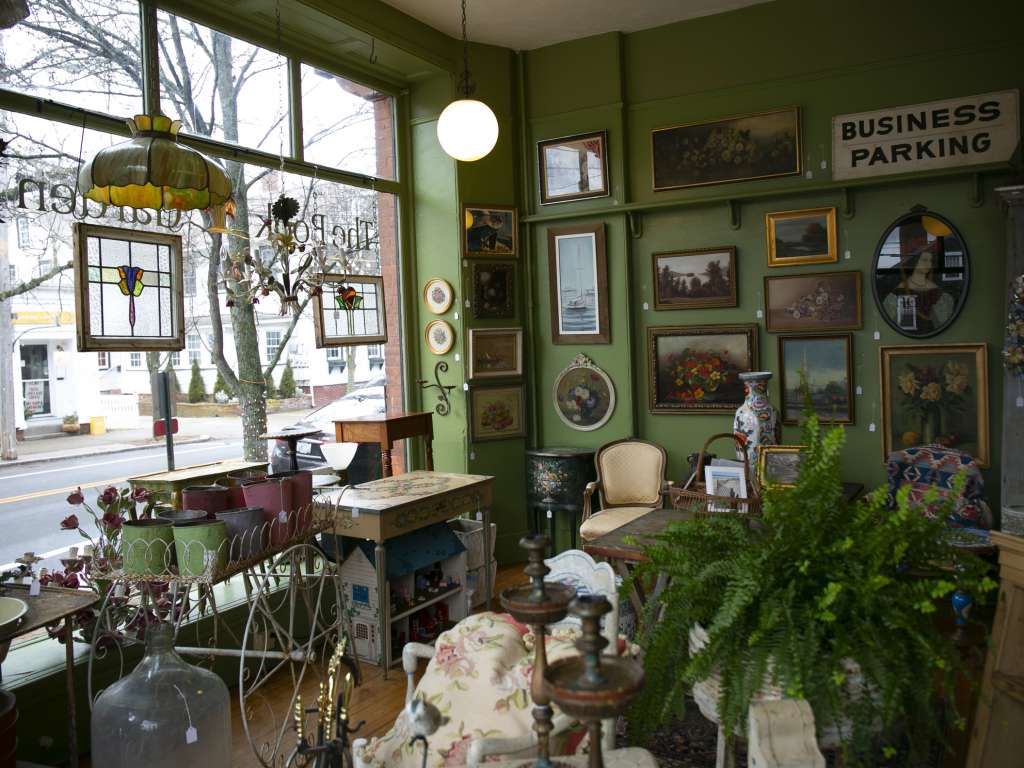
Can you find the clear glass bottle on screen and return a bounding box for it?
[91,622,231,767]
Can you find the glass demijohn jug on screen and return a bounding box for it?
[91,622,231,767]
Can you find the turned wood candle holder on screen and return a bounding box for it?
[499,534,575,768]
[545,595,644,768]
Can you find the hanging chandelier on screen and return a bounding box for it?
[78,114,232,211]
[436,0,498,162]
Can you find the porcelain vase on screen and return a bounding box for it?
[733,371,780,467]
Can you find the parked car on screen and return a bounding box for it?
[269,375,385,483]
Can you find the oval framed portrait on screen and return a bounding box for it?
[870,208,969,338]
[423,277,454,315]
[424,319,455,355]
[552,353,615,431]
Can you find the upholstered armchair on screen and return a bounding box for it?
[580,438,672,544]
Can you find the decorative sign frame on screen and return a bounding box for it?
[312,274,388,348]
[72,223,185,352]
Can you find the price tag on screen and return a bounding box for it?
[453,311,459,320]
[869,422,877,433]
[463,383,469,391]
[454,353,460,362]
[844,249,852,260]
[642,302,649,311]
[1017,396,1024,408]
[185,726,198,744]
[351,507,359,519]
[873,331,881,340]
[756,309,764,319]
[546,509,553,520]
[475,512,483,522]
[855,386,863,396]
[29,577,40,597]
[278,510,288,523]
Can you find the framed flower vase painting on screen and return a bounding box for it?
[312,274,387,348]
[548,223,609,344]
[469,384,527,442]
[72,223,185,352]
[652,246,737,310]
[471,261,515,319]
[468,327,522,380]
[647,324,758,414]
[764,271,862,333]
[538,131,609,205]
[880,343,989,466]
[778,334,854,425]
[463,204,517,258]
[766,207,837,267]
[552,353,615,431]
[423,277,454,314]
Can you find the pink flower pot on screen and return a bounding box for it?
[268,471,314,536]
[214,478,246,509]
[181,485,230,514]
[242,478,292,548]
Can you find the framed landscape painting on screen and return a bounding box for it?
[766,207,837,267]
[538,131,609,205]
[778,334,853,425]
[764,271,862,332]
[548,223,609,344]
[758,445,806,488]
[651,106,801,191]
[647,324,758,414]
[463,204,517,258]
[880,343,989,466]
[468,327,522,381]
[469,384,527,442]
[653,246,737,310]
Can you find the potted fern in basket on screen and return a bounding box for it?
[627,414,996,765]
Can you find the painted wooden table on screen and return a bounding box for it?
[333,412,434,477]
[316,470,493,675]
[128,459,267,508]
[0,583,99,768]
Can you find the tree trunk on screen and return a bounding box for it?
[0,223,17,460]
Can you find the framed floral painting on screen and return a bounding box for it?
[424,319,455,355]
[647,324,758,414]
[423,277,454,314]
[764,271,862,332]
[472,261,515,319]
[552,353,615,431]
[880,343,989,466]
[469,384,527,442]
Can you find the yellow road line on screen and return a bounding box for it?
[0,476,129,506]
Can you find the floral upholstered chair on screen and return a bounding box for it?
[580,438,671,544]
[885,444,992,530]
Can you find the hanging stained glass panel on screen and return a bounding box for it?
[73,223,185,351]
[312,274,388,348]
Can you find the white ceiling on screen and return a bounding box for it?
[379,0,772,51]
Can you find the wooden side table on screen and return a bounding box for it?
[333,412,434,477]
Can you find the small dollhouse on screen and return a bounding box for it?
[339,521,468,665]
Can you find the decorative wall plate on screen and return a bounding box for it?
[552,353,615,431]
[423,277,454,314]
[424,319,455,355]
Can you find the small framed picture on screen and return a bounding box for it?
[704,464,748,513]
[757,445,806,488]
[468,327,522,381]
[423,277,454,315]
[472,261,515,319]
[763,271,862,333]
[653,246,737,310]
[469,384,527,442]
[766,207,837,267]
[424,319,454,355]
[464,204,517,258]
[778,334,854,425]
[538,131,609,205]
[548,223,609,344]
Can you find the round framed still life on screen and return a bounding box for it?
[423,277,454,315]
[552,353,615,431]
[424,319,455,355]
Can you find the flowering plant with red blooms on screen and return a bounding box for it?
[663,348,739,403]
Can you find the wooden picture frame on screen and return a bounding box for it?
[538,130,610,205]
[764,271,862,333]
[647,324,759,414]
[757,445,806,488]
[471,261,515,319]
[468,327,523,381]
[651,106,801,191]
[547,223,610,344]
[73,223,185,352]
[766,207,838,267]
[469,383,527,442]
[463,204,517,258]
[880,343,989,466]
[778,334,854,425]
[652,246,738,310]
[312,274,387,348]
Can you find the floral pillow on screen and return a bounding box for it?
[356,612,585,767]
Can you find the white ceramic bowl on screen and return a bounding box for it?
[0,596,28,631]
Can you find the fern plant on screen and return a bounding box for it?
[627,414,996,764]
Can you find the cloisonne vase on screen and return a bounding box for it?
[733,371,781,467]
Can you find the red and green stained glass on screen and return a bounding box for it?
[312,274,387,348]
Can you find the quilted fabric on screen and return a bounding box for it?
[885,444,992,529]
[597,442,664,505]
[355,612,584,767]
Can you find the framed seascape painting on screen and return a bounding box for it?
[468,327,522,381]
[764,271,862,333]
[463,204,517,258]
[651,106,801,191]
[758,445,806,488]
[647,324,758,414]
[653,246,737,310]
[472,261,515,319]
[538,131,609,205]
[548,223,609,344]
[469,384,527,442]
[880,343,989,466]
[766,207,837,267]
[778,334,854,425]
[311,274,387,348]
[552,353,616,432]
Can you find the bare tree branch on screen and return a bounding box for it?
[0,260,72,301]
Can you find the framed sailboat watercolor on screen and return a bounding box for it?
[547,223,609,344]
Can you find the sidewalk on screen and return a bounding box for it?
[1,408,315,467]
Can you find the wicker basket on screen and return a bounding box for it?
[670,432,762,519]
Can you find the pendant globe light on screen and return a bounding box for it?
[436,0,498,162]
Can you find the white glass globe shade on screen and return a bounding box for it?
[436,99,499,162]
